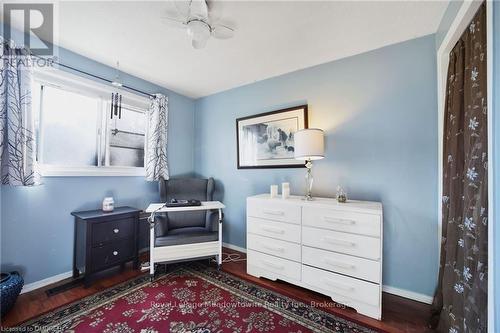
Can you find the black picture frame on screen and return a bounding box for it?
[236,105,308,169]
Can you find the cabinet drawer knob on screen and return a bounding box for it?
[113,228,120,234]
[263,244,285,252]
[323,258,355,269]
[261,226,285,234]
[263,210,285,216]
[323,216,356,225]
[323,237,356,247]
[113,251,118,256]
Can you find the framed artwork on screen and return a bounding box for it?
[236,105,308,169]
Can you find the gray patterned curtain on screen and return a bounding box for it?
[145,93,169,181]
[431,3,488,332]
[0,41,40,186]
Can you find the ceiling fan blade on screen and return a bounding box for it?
[211,24,234,39]
[160,16,187,29]
[190,0,209,19]
[171,1,191,19]
[164,1,189,20]
[206,0,223,22]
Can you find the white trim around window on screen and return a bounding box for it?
[33,68,151,177]
[39,164,146,177]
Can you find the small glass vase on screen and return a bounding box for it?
[336,185,347,203]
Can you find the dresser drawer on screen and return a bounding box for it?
[247,250,301,281]
[302,246,380,283]
[247,217,301,243]
[302,265,379,306]
[247,199,301,224]
[248,234,301,262]
[302,227,380,260]
[303,207,380,237]
[92,217,135,246]
[90,238,134,272]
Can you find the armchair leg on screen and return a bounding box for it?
[149,274,154,282]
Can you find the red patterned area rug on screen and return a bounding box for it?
[20,264,376,332]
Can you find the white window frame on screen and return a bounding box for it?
[34,68,150,177]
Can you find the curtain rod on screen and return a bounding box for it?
[31,54,156,99]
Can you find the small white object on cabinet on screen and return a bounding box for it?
[246,194,383,320]
[102,197,114,212]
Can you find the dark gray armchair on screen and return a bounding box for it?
[151,178,221,266]
[155,177,219,246]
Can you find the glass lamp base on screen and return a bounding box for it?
[304,159,314,200]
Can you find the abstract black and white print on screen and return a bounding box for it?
[237,106,307,168]
[242,117,297,160]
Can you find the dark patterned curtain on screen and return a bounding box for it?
[0,40,40,186]
[431,3,488,332]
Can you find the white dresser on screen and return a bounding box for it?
[246,194,383,319]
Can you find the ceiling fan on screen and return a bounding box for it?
[162,0,235,49]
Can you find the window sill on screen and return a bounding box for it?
[39,165,146,177]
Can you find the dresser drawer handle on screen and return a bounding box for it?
[323,258,355,269]
[113,228,120,234]
[322,278,354,292]
[261,260,284,270]
[262,244,285,252]
[323,237,356,247]
[323,217,355,225]
[262,210,285,216]
[113,251,118,256]
[261,226,285,234]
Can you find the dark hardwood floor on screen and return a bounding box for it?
[1,248,434,332]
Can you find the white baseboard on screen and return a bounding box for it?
[223,242,247,253]
[21,270,73,294]
[382,285,433,304]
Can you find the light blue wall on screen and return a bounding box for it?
[194,35,439,296]
[494,0,499,329]
[0,29,196,284]
[435,0,464,49]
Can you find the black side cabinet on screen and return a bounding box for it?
[71,206,141,287]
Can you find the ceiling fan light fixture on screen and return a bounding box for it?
[161,1,234,49]
[187,20,210,49]
[192,37,208,49]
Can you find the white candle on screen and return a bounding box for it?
[282,182,290,199]
[282,187,290,199]
[270,185,278,198]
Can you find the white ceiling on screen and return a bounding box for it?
[16,1,450,98]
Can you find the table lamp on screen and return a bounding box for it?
[294,128,325,200]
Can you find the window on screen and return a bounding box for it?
[105,105,146,168]
[33,70,150,176]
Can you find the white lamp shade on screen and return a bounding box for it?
[294,128,325,160]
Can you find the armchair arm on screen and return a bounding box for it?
[206,209,223,232]
[154,214,169,237]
